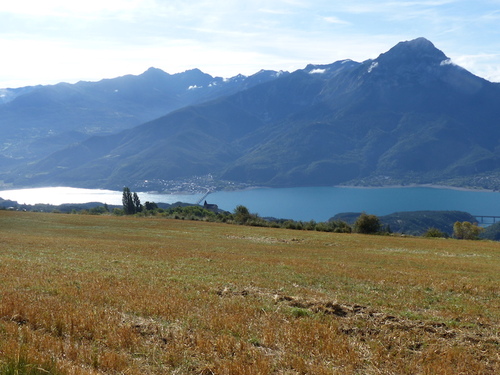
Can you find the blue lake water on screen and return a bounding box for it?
[1,186,500,222]
[209,186,500,221]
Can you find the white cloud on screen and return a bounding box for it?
[452,53,500,82]
[258,8,293,15]
[387,0,458,7]
[481,10,500,20]
[309,68,326,74]
[341,0,458,14]
[323,16,350,25]
[0,0,151,19]
[0,37,147,87]
[1,0,500,87]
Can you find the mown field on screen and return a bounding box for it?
[0,211,499,374]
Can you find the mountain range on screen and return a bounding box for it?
[2,37,500,190]
[0,68,284,164]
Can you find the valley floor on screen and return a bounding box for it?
[0,211,499,374]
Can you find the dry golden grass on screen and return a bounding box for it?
[0,210,499,374]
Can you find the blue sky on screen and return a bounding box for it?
[1,0,500,88]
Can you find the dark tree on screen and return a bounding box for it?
[423,227,447,238]
[122,187,135,215]
[145,201,158,211]
[133,192,143,213]
[353,213,381,234]
[234,205,251,224]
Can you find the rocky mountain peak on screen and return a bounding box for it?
[374,37,448,67]
[142,67,170,77]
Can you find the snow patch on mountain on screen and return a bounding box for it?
[367,62,379,73]
[309,68,327,74]
[440,59,453,66]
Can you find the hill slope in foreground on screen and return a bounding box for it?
[1,211,498,374]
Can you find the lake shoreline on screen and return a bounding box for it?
[335,183,498,193]
[2,182,498,197]
[3,185,500,221]
[211,183,499,196]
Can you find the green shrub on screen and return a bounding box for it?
[289,307,311,318]
[423,227,448,238]
[112,208,124,216]
[303,220,317,231]
[353,213,381,234]
[233,205,251,224]
[0,356,63,375]
[453,221,483,240]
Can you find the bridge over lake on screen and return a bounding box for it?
[474,215,500,226]
[195,190,211,205]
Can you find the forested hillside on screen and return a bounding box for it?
[5,38,500,190]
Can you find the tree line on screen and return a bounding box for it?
[49,187,480,239]
[122,187,158,215]
[118,189,484,239]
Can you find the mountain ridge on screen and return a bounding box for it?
[0,67,286,167]
[5,37,500,191]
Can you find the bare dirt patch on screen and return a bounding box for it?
[225,235,304,244]
[215,285,500,351]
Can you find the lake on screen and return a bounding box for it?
[0,187,203,207]
[1,186,500,222]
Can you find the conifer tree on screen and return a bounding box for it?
[133,192,143,213]
[122,187,135,215]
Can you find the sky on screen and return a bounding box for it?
[1,0,500,88]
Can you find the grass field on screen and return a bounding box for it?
[0,211,499,374]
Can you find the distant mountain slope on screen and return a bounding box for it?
[480,221,500,240]
[0,85,39,104]
[0,67,285,165]
[7,38,500,190]
[22,102,266,188]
